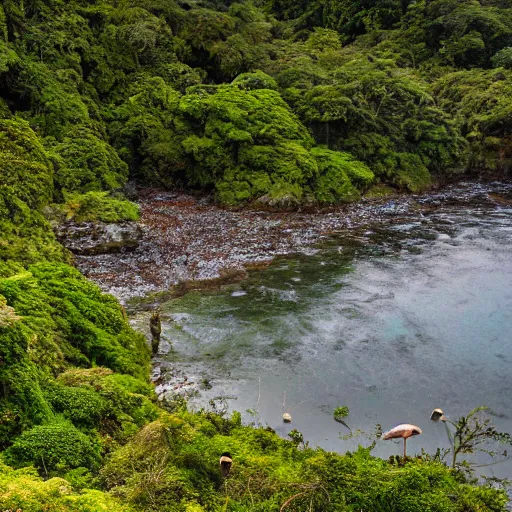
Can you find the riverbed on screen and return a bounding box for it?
[81,182,512,478]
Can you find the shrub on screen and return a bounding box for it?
[491,47,512,69]
[0,265,151,444]
[44,385,110,428]
[0,118,67,265]
[4,421,101,474]
[333,405,349,422]
[232,70,278,91]
[0,117,53,209]
[56,368,159,438]
[1,263,150,380]
[0,191,67,265]
[312,147,373,204]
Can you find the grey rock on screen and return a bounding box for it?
[56,222,143,255]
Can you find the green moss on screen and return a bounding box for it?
[176,85,319,204]
[0,462,134,511]
[311,147,374,204]
[0,1,511,510]
[364,184,397,198]
[0,264,151,445]
[0,191,68,265]
[54,191,140,223]
[232,70,278,91]
[0,118,53,210]
[5,263,150,380]
[44,385,110,428]
[97,409,509,512]
[0,118,68,265]
[51,127,129,197]
[56,367,159,439]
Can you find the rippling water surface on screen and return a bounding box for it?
[146,187,512,478]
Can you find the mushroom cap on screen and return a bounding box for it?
[382,424,422,440]
[219,453,233,478]
[430,408,445,421]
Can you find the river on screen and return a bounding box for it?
[125,183,512,479]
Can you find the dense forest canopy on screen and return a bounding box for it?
[1,0,511,210]
[1,0,512,509]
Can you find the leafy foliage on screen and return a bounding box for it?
[333,405,350,421]
[97,410,508,511]
[50,128,129,198]
[0,118,53,209]
[2,0,508,204]
[0,118,67,265]
[434,68,512,176]
[444,406,512,472]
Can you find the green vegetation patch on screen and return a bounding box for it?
[52,191,140,223]
[0,462,134,511]
[4,421,101,474]
[0,264,150,446]
[1,0,512,510]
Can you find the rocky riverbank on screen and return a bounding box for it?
[69,181,512,304]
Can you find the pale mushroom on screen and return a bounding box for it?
[430,408,447,422]
[219,452,232,478]
[382,423,422,459]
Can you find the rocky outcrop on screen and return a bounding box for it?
[56,222,143,255]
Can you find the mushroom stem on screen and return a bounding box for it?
[403,437,407,460]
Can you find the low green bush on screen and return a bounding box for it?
[312,147,373,204]
[51,127,129,196]
[96,409,509,512]
[4,421,101,474]
[0,265,151,446]
[0,263,150,380]
[55,367,160,441]
[44,385,110,428]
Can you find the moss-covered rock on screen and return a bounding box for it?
[55,191,139,223]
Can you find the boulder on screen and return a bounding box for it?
[56,222,143,255]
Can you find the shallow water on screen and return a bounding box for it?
[150,189,512,478]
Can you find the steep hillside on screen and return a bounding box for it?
[1,0,512,510]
